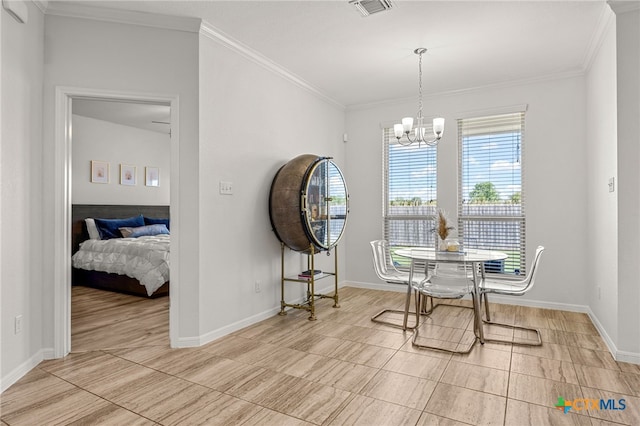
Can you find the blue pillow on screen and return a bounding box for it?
[94,215,144,239]
[119,224,169,238]
[144,216,170,230]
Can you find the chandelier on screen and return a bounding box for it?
[394,48,445,147]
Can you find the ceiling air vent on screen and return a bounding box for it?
[349,0,393,17]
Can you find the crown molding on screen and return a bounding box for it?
[199,21,344,111]
[44,1,201,33]
[32,0,47,14]
[346,69,585,112]
[582,2,616,73]
[42,1,344,110]
[607,0,640,14]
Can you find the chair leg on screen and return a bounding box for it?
[412,325,476,355]
[480,294,542,346]
[421,296,435,316]
[482,321,542,346]
[373,284,423,330]
[371,308,418,330]
[414,292,422,329]
[411,300,478,354]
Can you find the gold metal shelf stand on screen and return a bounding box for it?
[279,242,340,320]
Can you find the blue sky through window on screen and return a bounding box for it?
[388,143,437,205]
[387,131,521,206]
[461,131,521,203]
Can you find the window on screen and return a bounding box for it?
[383,127,437,265]
[458,112,526,276]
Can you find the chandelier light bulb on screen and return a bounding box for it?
[433,117,445,136]
[393,123,404,139]
[402,117,413,132]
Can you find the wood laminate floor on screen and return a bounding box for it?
[2,286,639,425]
[70,286,169,353]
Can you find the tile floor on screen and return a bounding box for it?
[1,286,639,425]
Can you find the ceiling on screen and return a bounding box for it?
[72,99,171,134]
[58,0,608,113]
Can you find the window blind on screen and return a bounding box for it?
[457,112,526,276]
[383,126,437,266]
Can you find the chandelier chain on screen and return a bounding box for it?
[418,51,423,119]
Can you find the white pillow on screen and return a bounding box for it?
[85,218,101,240]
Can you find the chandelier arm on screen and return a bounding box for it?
[394,47,444,148]
[404,131,417,143]
[424,135,442,146]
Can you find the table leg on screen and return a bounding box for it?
[402,258,415,330]
[472,263,485,344]
[480,263,491,321]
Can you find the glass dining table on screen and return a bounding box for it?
[394,247,508,344]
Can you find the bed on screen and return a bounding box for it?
[71,204,170,298]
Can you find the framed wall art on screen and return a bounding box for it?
[91,160,109,184]
[145,166,159,187]
[120,164,136,186]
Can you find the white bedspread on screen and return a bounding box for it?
[72,235,170,296]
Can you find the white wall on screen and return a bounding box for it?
[586,11,618,347]
[1,2,45,388]
[72,114,170,205]
[42,15,200,346]
[345,76,589,308]
[43,13,346,352]
[197,33,346,337]
[613,4,640,357]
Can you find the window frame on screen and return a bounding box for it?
[457,111,527,278]
[382,126,438,268]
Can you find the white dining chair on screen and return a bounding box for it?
[411,261,481,354]
[369,240,427,329]
[479,245,545,346]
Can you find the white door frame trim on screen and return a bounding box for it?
[53,86,179,357]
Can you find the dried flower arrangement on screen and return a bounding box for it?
[435,209,455,241]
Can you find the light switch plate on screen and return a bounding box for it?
[608,177,615,193]
[219,181,233,195]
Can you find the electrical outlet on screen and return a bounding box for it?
[254,280,262,293]
[15,315,23,334]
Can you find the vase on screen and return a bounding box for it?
[445,238,461,252]
[438,238,448,251]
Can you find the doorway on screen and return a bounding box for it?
[70,98,171,352]
[53,87,179,357]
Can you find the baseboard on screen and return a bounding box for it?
[344,281,591,312]
[480,294,590,313]
[1,350,45,393]
[346,280,406,293]
[42,348,56,360]
[586,308,640,365]
[487,295,640,364]
[586,308,618,359]
[175,304,281,348]
[182,280,347,348]
[615,350,640,365]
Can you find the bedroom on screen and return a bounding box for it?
[2,0,639,401]
[70,98,171,349]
